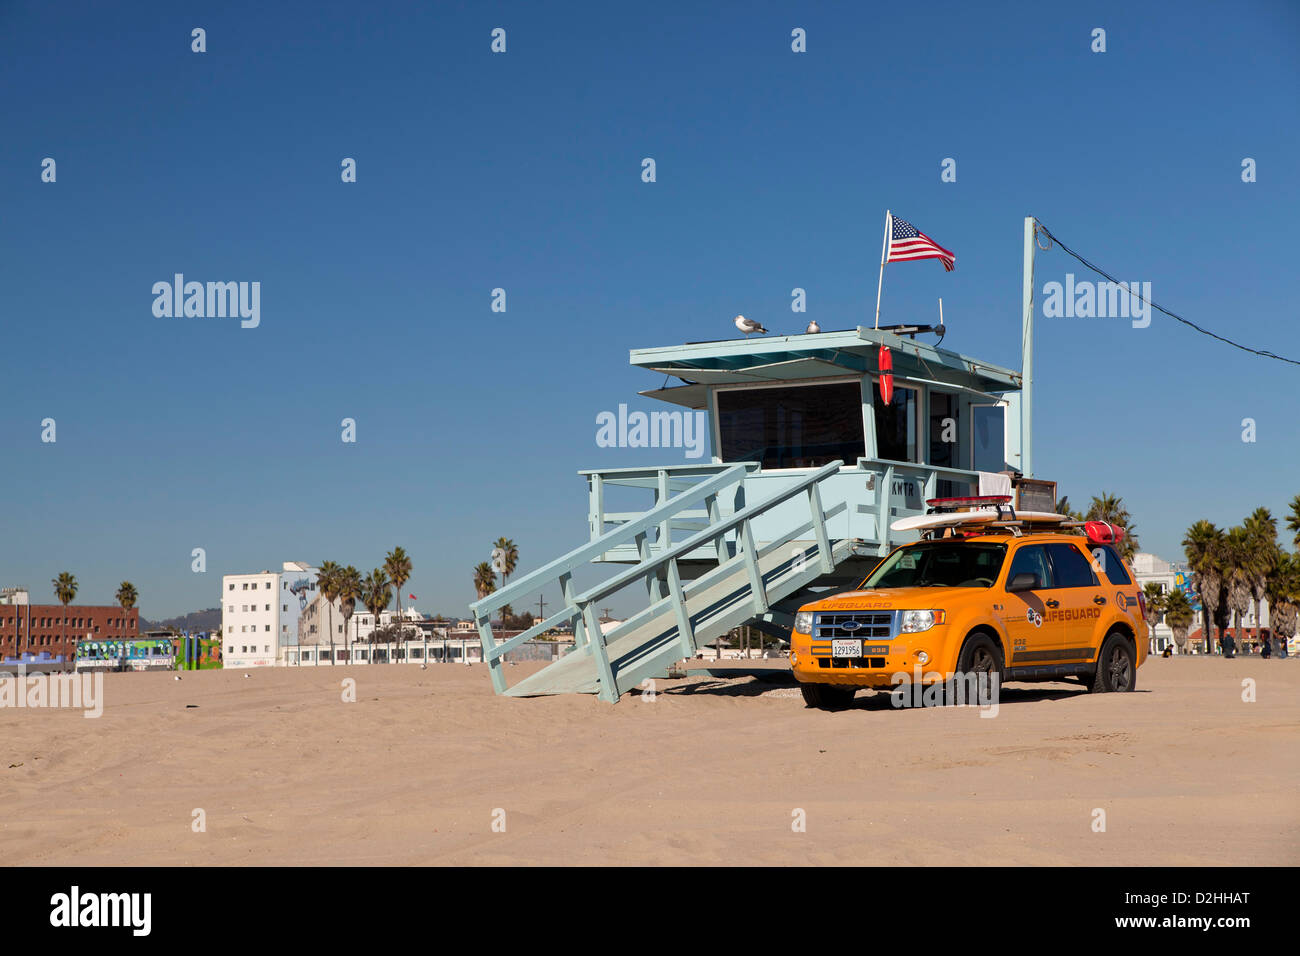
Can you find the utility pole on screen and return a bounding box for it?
[1022,216,1036,478]
[536,594,547,622]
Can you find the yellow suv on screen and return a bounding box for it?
[789,527,1148,710]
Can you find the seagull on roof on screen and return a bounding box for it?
[734,314,767,337]
[805,319,820,334]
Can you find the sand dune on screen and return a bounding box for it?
[1,657,1295,865]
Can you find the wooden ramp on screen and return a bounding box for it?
[472,461,855,702]
[506,535,857,698]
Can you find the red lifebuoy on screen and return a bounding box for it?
[879,344,894,404]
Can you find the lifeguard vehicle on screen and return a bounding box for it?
[789,499,1147,709]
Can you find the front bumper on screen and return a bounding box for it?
[790,609,948,687]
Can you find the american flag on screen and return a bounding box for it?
[886,214,955,271]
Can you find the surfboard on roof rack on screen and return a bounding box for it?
[892,504,1072,537]
[923,495,1012,512]
[891,510,1000,533]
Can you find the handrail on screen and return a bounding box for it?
[577,463,758,478]
[858,457,981,482]
[478,458,849,699]
[470,463,750,617]
[593,498,849,649]
[572,460,844,607]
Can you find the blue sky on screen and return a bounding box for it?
[2,0,1297,619]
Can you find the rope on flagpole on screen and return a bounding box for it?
[1035,221,1300,367]
[874,210,890,330]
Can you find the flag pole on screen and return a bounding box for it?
[873,210,890,329]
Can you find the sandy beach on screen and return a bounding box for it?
[2,656,1295,866]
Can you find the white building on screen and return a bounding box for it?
[221,561,319,668]
[291,603,429,665]
[0,588,30,605]
[1130,552,1180,654]
[1131,551,1276,654]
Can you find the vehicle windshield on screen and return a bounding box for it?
[860,541,1007,589]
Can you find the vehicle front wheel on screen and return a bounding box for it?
[956,632,1005,685]
[800,682,856,711]
[1089,632,1137,693]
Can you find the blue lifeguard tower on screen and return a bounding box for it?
[472,220,1046,701]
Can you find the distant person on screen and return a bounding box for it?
[1162,646,1172,658]
[1222,633,1236,658]
[1260,635,1272,659]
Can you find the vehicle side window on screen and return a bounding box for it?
[1091,544,1132,585]
[1006,545,1051,590]
[1046,543,1099,588]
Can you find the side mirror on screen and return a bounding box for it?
[1007,572,1039,592]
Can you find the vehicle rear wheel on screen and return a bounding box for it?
[1089,632,1137,693]
[800,683,856,711]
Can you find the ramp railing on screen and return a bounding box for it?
[471,460,847,700]
[579,462,760,561]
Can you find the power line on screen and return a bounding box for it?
[1034,220,1300,367]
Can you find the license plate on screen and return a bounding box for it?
[831,639,862,658]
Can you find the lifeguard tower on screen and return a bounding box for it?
[470,319,1044,700]
[471,218,1056,701]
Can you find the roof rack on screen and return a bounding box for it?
[922,516,1081,540]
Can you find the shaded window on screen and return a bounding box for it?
[872,383,918,463]
[971,405,1005,472]
[1090,544,1131,585]
[865,541,1006,589]
[929,391,958,467]
[717,382,864,469]
[1046,543,1099,588]
[1006,545,1052,590]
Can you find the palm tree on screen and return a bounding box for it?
[1183,520,1225,654]
[1223,526,1252,655]
[336,566,362,665]
[1085,493,1139,560]
[384,546,413,662]
[361,568,392,662]
[1264,551,1300,657]
[1141,582,1166,652]
[493,538,519,588]
[114,581,138,658]
[473,562,497,600]
[1242,507,1279,633]
[1285,494,1300,549]
[52,572,77,657]
[1053,496,1083,521]
[1163,588,1195,651]
[115,581,138,613]
[316,561,341,667]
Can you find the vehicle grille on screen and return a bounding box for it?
[817,657,888,669]
[813,611,893,640]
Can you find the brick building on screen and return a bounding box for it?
[0,590,139,660]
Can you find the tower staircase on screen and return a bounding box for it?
[469,460,862,702]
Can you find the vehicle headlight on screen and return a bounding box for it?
[794,611,814,635]
[900,610,945,633]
